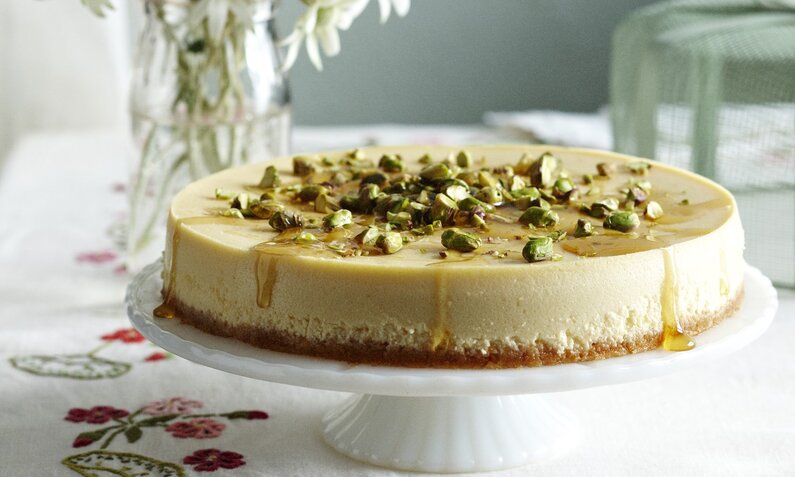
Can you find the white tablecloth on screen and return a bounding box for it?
[0,128,793,476]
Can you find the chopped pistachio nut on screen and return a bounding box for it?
[514,153,533,175]
[441,228,482,253]
[529,152,558,188]
[292,156,315,176]
[627,161,651,175]
[294,231,318,244]
[582,174,593,185]
[269,211,304,231]
[323,209,353,229]
[588,198,620,218]
[445,184,470,201]
[603,211,640,232]
[519,206,559,228]
[680,198,690,205]
[355,226,380,247]
[258,165,280,188]
[231,193,251,212]
[509,175,526,192]
[477,170,499,188]
[378,154,404,172]
[456,150,472,168]
[297,184,328,202]
[475,186,504,205]
[548,230,567,242]
[387,211,413,230]
[215,188,235,200]
[377,231,403,254]
[250,200,284,219]
[458,196,495,213]
[221,208,245,219]
[625,187,647,205]
[522,236,554,263]
[573,218,594,238]
[430,193,459,224]
[419,163,452,182]
[418,153,433,164]
[645,201,664,220]
[552,177,575,201]
[314,193,339,213]
[361,172,389,187]
[596,162,615,177]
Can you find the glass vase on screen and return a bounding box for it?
[127,0,291,272]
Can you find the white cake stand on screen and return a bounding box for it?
[126,262,777,473]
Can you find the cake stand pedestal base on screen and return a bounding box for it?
[322,394,578,473]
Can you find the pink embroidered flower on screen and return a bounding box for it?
[246,411,269,420]
[76,250,117,264]
[183,449,245,471]
[166,419,225,439]
[144,352,170,362]
[65,406,129,424]
[113,264,128,275]
[101,328,145,344]
[142,397,203,416]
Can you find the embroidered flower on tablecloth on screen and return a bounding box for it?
[142,397,203,416]
[166,418,226,439]
[76,250,118,264]
[183,449,246,472]
[65,406,130,424]
[101,328,145,344]
[143,351,171,362]
[245,411,269,420]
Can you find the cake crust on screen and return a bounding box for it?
[168,288,743,368]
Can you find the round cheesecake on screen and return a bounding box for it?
[156,145,744,368]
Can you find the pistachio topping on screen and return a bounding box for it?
[430,193,459,224]
[377,231,403,254]
[258,165,280,188]
[587,198,620,218]
[573,218,594,238]
[292,156,315,177]
[215,188,235,200]
[441,228,482,253]
[419,163,452,182]
[250,200,284,219]
[529,152,558,188]
[519,206,559,228]
[596,162,615,177]
[603,211,640,232]
[627,161,651,175]
[456,150,472,168]
[323,209,353,229]
[645,201,664,220]
[379,154,404,172]
[522,236,554,263]
[269,210,304,231]
[221,208,245,219]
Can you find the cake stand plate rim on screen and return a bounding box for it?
[126,260,778,396]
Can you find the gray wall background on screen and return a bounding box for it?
[278,0,660,125]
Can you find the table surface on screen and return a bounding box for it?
[1,128,793,477]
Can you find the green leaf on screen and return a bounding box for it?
[124,426,142,444]
[136,414,178,426]
[77,428,113,442]
[9,354,130,380]
[62,450,185,477]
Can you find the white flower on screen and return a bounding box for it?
[81,0,114,17]
[376,0,410,24]
[186,0,263,44]
[281,0,369,71]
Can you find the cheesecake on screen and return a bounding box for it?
[154,145,744,368]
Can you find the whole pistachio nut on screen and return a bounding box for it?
[258,165,281,188]
[522,236,554,263]
[419,163,452,182]
[603,211,640,232]
[430,193,459,224]
[573,218,594,238]
[440,228,482,253]
[645,201,664,220]
[378,154,405,172]
[378,231,403,254]
[269,211,304,231]
[323,209,353,229]
[519,206,559,227]
[292,156,315,176]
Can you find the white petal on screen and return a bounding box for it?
[301,5,320,34]
[377,0,391,23]
[306,34,323,71]
[317,27,341,57]
[186,0,210,28]
[281,36,303,71]
[392,0,410,17]
[206,0,229,43]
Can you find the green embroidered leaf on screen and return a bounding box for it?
[77,428,113,442]
[62,450,185,477]
[124,426,142,444]
[137,414,178,426]
[9,354,130,380]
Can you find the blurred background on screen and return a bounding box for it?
[0,0,657,167]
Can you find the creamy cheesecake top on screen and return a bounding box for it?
[169,145,735,270]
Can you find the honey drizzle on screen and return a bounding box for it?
[255,254,279,308]
[661,248,695,351]
[430,270,452,351]
[153,216,250,319]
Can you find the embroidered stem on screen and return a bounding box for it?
[86,342,113,358]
